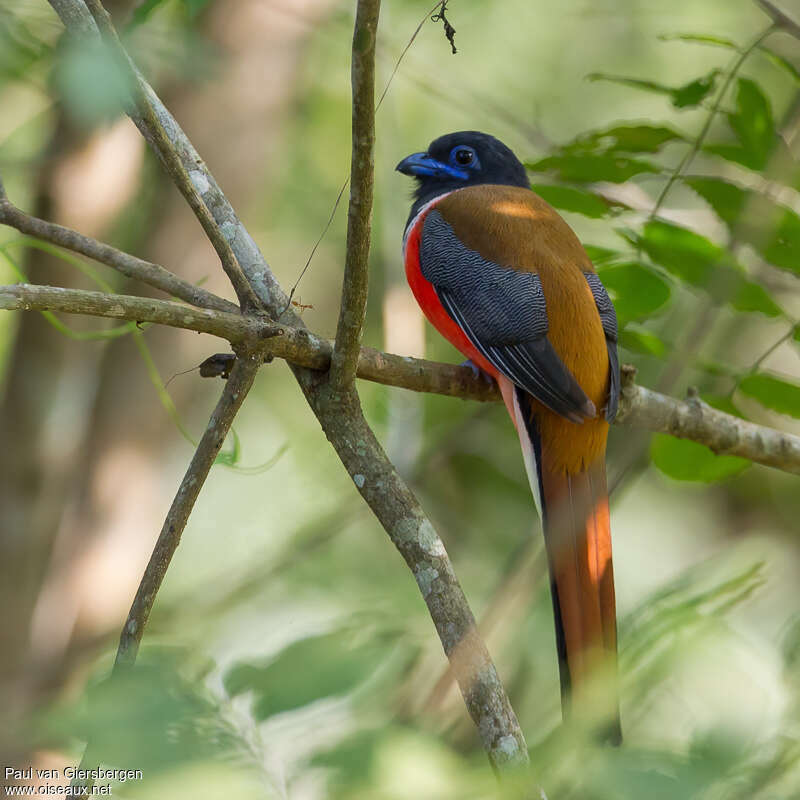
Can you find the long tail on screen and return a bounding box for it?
[503,380,621,743]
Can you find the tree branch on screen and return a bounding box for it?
[329,0,380,391]
[0,181,238,314]
[43,0,517,776]
[756,0,800,40]
[80,0,262,312]
[0,284,277,341]
[5,282,800,476]
[38,0,800,786]
[115,351,261,665]
[300,381,529,769]
[47,0,295,318]
[71,350,262,792]
[616,366,800,474]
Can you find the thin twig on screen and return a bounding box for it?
[71,351,262,791]
[329,0,381,392]
[375,0,446,109]
[749,325,798,374]
[288,0,447,317]
[115,352,262,666]
[284,177,349,314]
[650,24,776,220]
[0,283,496,399]
[0,187,238,314]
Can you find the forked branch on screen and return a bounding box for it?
[44,0,531,776]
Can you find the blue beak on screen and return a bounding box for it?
[396,152,468,180]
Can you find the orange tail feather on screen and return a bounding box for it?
[502,378,620,742]
[540,460,620,742]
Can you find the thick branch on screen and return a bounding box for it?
[329,0,380,391]
[5,282,800,475]
[0,186,238,314]
[297,377,528,768]
[616,366,800,473]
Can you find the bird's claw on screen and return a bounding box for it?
[460,359,494,384]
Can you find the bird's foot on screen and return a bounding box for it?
[460,359,494,384]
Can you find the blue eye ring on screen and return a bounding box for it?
[449,145,479,169]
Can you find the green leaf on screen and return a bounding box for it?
[311,728,382,787]
[686,177,800,276]
[757,46,800,84]
[587,72,671,96]
[637,221,781,316]
[731,279,782,317]
[223,631,387,720]
[685,176,747,227]
[568,124,685,154]
[587,69,719,108]
[705,78,777,170]
[760,208,800,274]
[530,183,613,218]
[703,143,751,167]
[671,70,721,108]
[129,0,167,27]
[651,435,750,481]
[526,154,660,184]
[182,0,214,17]
[584,245,621,265]
[44,650,240,775]
[702,393,744,418]
[659,32,740,50]
[619,328,667,357]
[597,262,671,324]
[729,79,776,169]
[128,0,212,27]
[638,220,727,286]
[53,39,131,126]
[738,372,800,418]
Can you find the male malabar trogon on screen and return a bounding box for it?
[397,131,621,742]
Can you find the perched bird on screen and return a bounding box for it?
[397,131,621,742]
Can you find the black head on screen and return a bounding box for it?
[396,131,529,223]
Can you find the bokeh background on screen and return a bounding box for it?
[2,0,800,797]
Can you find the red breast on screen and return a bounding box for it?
[403,201,500,380]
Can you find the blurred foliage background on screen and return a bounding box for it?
[3,0,800,797]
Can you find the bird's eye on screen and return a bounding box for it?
[454,148,474,166]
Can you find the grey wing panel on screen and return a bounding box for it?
[420,210,548,344]
[584,272,620,421]
[421,210,594,421]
